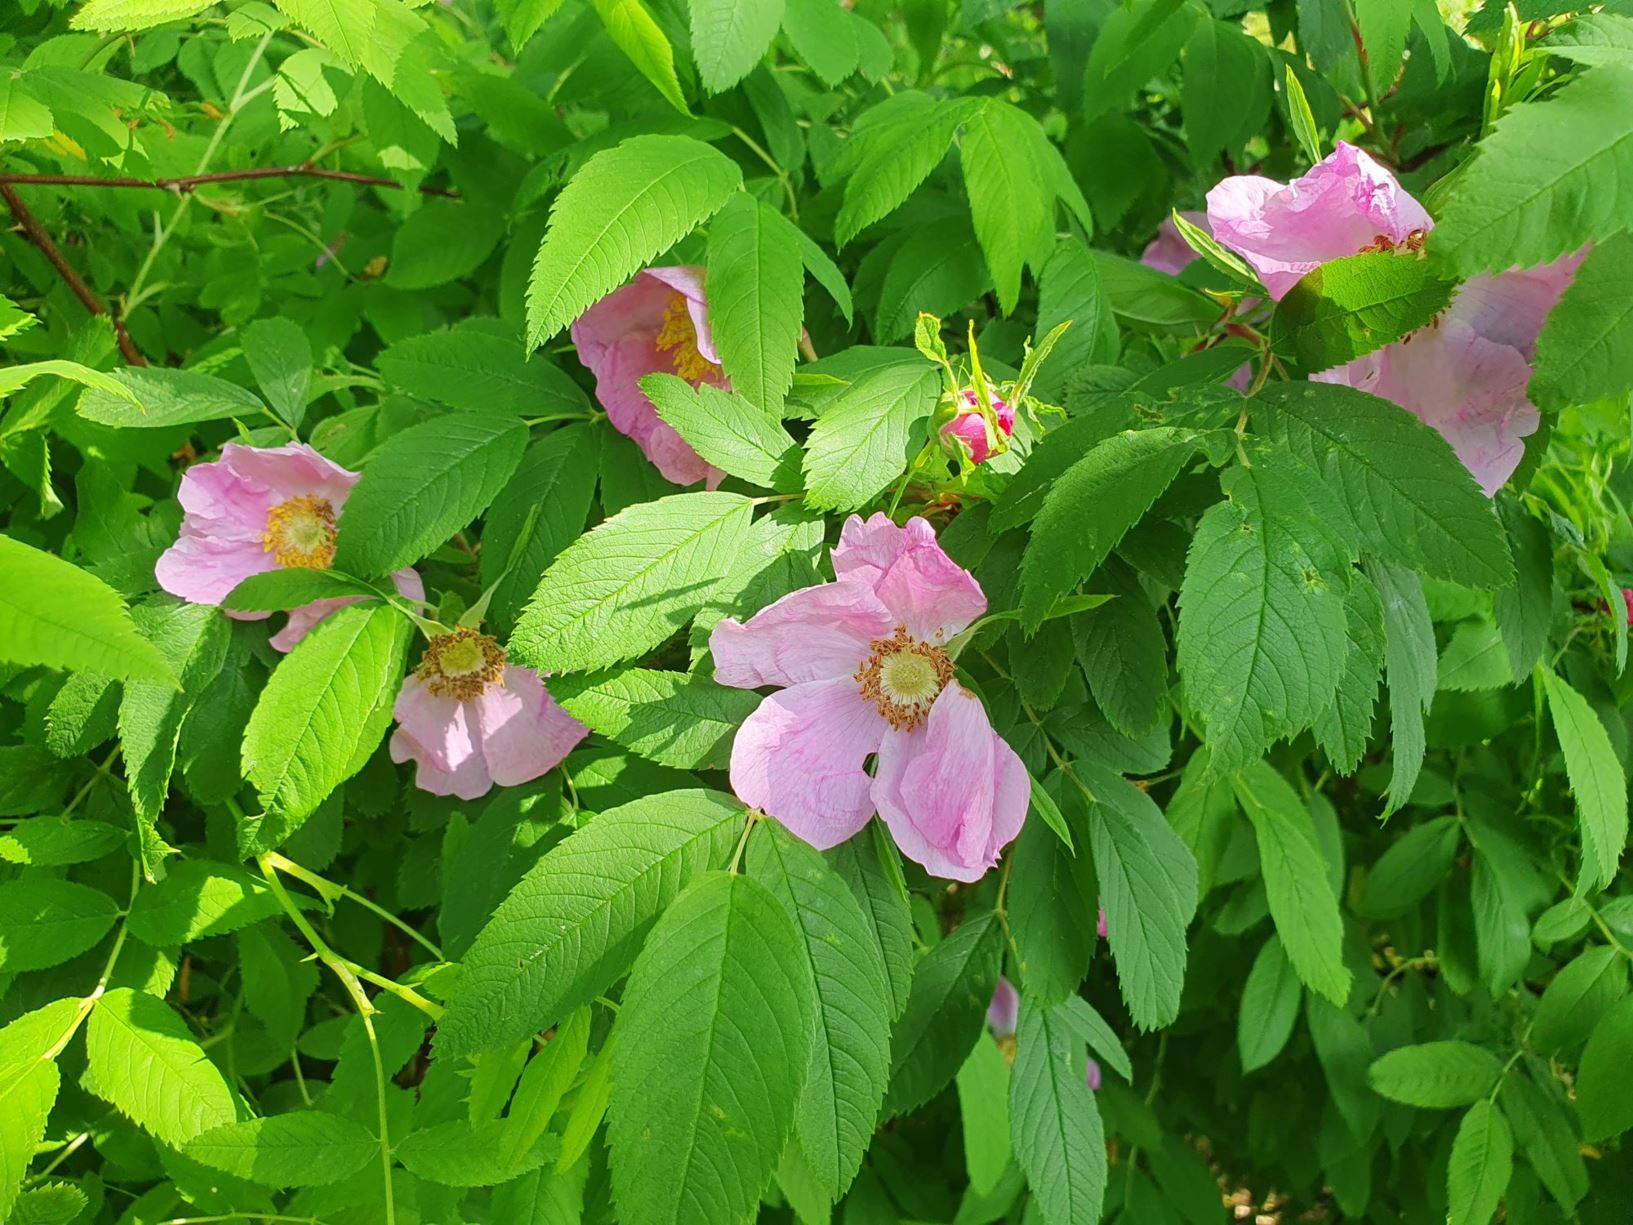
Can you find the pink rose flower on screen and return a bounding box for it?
[1205,141,1432,301]
[988,976,1019,1038]
[1140,210,1209,275]
[941,390,1015,465]
[1206,144,1581,495]
[570,265,725,487]
[711,513,1027,882]
[390,628,588,800]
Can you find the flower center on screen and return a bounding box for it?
[655,292,722,385]
[417,628,506,701]
[1356,228,1428,256]
[855,625,955,732]
[263,494,337,569]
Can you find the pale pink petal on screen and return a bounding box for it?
[1086,1058,1102,1092]
[988,976,1019,1037]
[474,667,589,787]
[1446,248,1588,359]
[1140,211,1208,275]
[219,441,359,512]
[1097,903,1108,939]
[1313,319,1537,496]
[1206,142,1433,300]
[872,684,1025,882]
[831,512,915,581]
[829,515,986,641]
[269,568,424,653]
[642,265,719,365]
[391,674,481,775]
[391,727,494,800]
[711,580,895,689]
[729,676,885,850]
[175,452,280,535]
[155,530,276,605]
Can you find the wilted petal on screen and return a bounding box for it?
[832,515,986,641]
[730,676,885,850]
[711,580,896,689]
[1206,142,1433,300]
[475,667,589,787]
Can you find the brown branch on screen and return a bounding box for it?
[1,183,147,366]
[0,166,458,198]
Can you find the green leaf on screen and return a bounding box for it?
[1438,621,1514,692]
[220,568,379,614]
[0,535,175,684]
[377,330,588,418]
[749,822,893,1202]
[1239,935,1302,1073]
[0,818,125,867]
[1081,0,1198,121]
[334,413,527,576]
[1009,998,1107,1225]
[1071,557,1167,737]
[1448,1100,1513,1225]
[396,1119,557,1186]
[1432,66,1633,275]
[240,602,411,848]
[1356,814,1461,918]
[498,0,569,49]
[240,317,312,429]
[526,135,741,347]
[386,201,503,290]
[1534,946,1627,1054]
[704,194,805,415]
[0,73,52,142]
[1057,996,1132,1083]
[493,1164,588,1225]
[781,0,859,84]
[829,824,915,1022]
[1313,567,1385,775]
[1493,496,1554,682]
[0,1058,57,1224]
[1530,232,1633,410]
[690,0,784,92]
[1271,253,1455,374]
[874,217,990,343]
[960,99,1051,313]
[1373,560,1437,813]
[1177,462,1349,772]
[127,860,281,946]
[1085,765,1197,1030]
[642,376,799,490]
[70,0,218,32]
[1008,797,1097,1006]
[1182,18,1270,167]
[1541,668,1628,893]
[500,1009,589,1168]
[1254,382,1513,587]
[1356,0,1410,95]
[886,911,1003,1116]
[610,871,813,1225]
[834,96,977,246]
[1232,762,1350,1007]
[1280,65,1323,164]
[1366,1041,1504,1108]
[275,0,377,64]
[186,1112,376,1188]
[802,362,941,511]
[1577,994,1633,1140]
[1020,427,1204,631]
[956,1035,1012,1198]
[77,366,267,428]
[0,879,118,973]
[1502,1074,1588,1210]
[84,988,236,1148]
[551,667,761,770]
[435,790,744,1058]
[511,491,756,674]
[591,0,690,114]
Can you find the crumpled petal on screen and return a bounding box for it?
[1314,318,1537,496]
[473,667,589,787]
[1206,141,1433,300]
[269,568,425,653]
[729,676,885,850]
[872,683,1028,882]
[1446,248,1588,359]
[830,514,987,641]
[711,580,896,690]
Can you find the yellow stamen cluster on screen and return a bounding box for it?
[417,628,506,701]
[655,292,722,384]
[855,625,954,731]
[262,494,337,570]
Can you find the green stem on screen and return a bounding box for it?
[262,850,444,960]
[727,810,760,874]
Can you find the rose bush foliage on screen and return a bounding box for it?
[2,0,1633,1222]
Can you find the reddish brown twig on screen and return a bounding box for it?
[1,183,147,366]
[0,165,458,198]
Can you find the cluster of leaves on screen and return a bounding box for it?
[2,1,1633,1224]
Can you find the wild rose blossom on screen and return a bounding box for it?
[391,627,587,800]
[941,389,1015,465]
[156,441,420,649]
[1206,142,1581,496]
[571,265,724,487]
[711,513,1027,882]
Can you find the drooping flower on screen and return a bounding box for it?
[1140,210,1209,275]
[570,265,725,487]
[390,627,588,800]
[1205,143,1582,496]
[988,976,1020,1038]
[940,390,1015,465]
[711,514,1027,882]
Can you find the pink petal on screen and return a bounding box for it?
[391,674,481,775]
[1140,211,1208,276]
[641,265,719,365]
[729,676,885,851]
[391,727,494,800]
[872,684,1027,882]
[268,568,424,653]
[711,580,896,689]
[1206,142,1433,300]
[219,441,359,512]
[473,667,589,787]
[831,515,987,641]
[941,395,1012,466]
[1086,1057,1102,1092]
[1313,319,1537,496]
[988,976,1019,1037]
[1446,248,1588,359]
[155,530,276,605]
